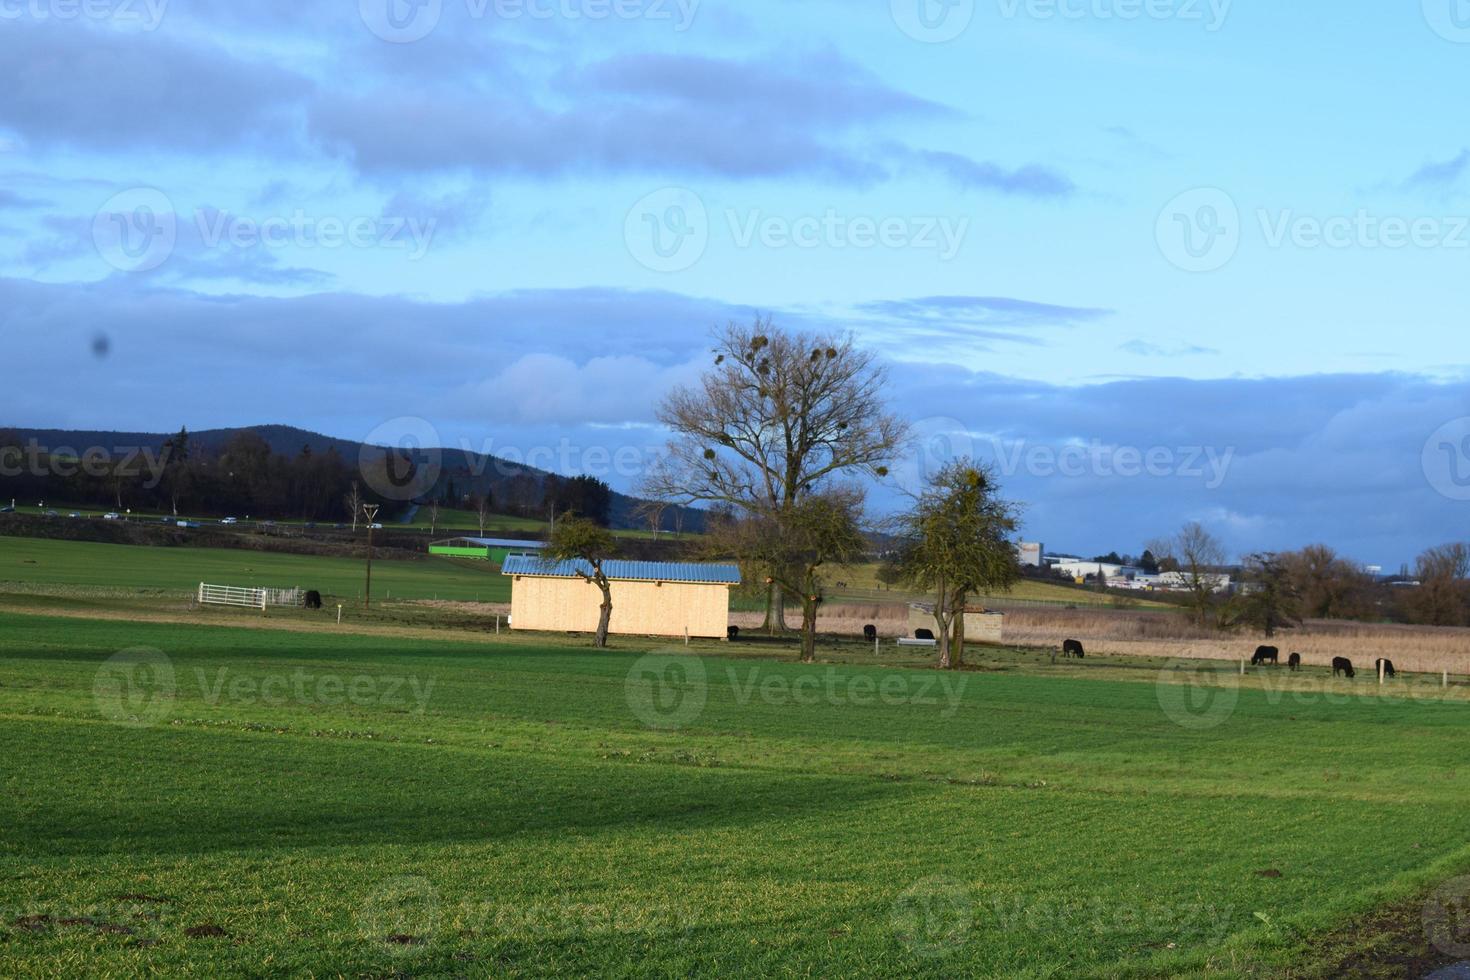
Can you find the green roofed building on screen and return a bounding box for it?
[429,537,548,565]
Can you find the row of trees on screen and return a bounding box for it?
[0,428,369,523]
[1143,524,1470,633]
[1,426,617,530]
[548,320,1022,664]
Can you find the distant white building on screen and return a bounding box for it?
[1016,541,1044,568]
[1156,570,1233,593]
[1053,560,1126,581]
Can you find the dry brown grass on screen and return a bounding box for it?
[735,603,1470,675]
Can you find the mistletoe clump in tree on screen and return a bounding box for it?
[646,319,906,662]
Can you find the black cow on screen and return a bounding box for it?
[1287,652,1302,671]
[1332,656,1355,679]
[863,624,878,642]
[915,628,936,641]
[727,625,740,641]
[1376,658,1397,679]
[304,590,322,610]
[1062,639,1085,659]
[1251,645,1280,666]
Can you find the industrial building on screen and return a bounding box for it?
[428,537,548,564]
[501,555,740,639]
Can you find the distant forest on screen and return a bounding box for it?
[0,425,681,529]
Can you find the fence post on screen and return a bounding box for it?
[1240,658,1246,676]
[1445,670,1450,690]
[198,582,204,604]
[337,604,342,625]
[1379,660,1385,685]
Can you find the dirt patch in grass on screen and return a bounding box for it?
[1295,890,1467,979]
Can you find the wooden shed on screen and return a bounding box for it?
[501,556,741,639]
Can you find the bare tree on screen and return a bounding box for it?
[893,461,1019,669]
[1404,543,1470,626]
[1280,544,1372,620]
[344,481,363,531]
[633,497,668,538]
[427,497,440,536]
[646,319,906,641]
[1149,522,1228,627]
[473,493,491,536]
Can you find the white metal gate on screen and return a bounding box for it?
[197,583,302,610]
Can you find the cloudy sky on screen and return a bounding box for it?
[3,1,1469,566]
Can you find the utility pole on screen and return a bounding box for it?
[362,503,380,608]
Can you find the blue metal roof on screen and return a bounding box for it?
[435,537,548,549]
[501,555,740,585]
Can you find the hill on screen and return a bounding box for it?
[1,424,704,533]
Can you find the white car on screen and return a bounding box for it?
[220,517,238,525]
[103,512,121,520]
[368,522,384,529]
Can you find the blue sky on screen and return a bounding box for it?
[3,0,1469,566]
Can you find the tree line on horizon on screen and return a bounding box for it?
[0,428,615,528]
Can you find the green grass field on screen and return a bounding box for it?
[0,536,510,603]
[2,604,1468,976]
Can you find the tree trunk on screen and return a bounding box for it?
[595,581,612,648]
[932,578,955,669]
[951,591,967,669]
[761,581,792,635]
[800,595,818,664]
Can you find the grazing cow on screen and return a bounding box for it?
[727,625,740,641]
[863,624,878,642]
[1287,652,1302,671]
[304,590,322,610]
[915,628,936,641]
[1376,658,1397,679]
[1062,639,1085,659]
[1332,656,1355,679]
[1251,645,1280,666]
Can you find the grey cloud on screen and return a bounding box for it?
[0,22,307,152]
